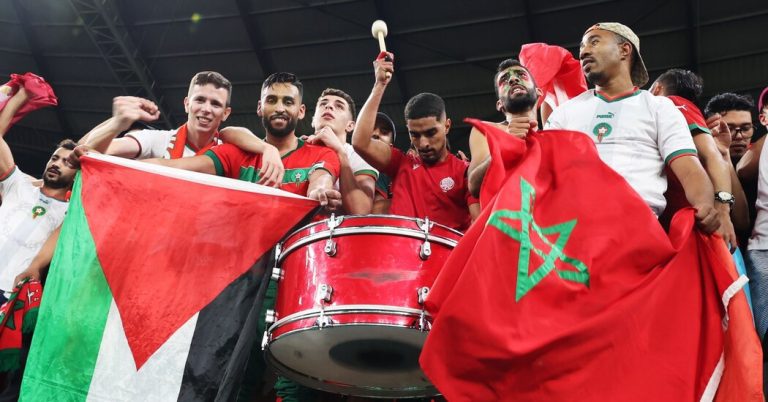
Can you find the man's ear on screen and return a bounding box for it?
[298,104,306,120]
[256,100,263,117]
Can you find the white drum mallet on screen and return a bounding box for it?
[371,20,392,79]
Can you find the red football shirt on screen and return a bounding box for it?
[668,96,711,135]
[205,140,341,197]
[385,148,478,231]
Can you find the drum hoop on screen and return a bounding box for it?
[267,304,431,334]
[281,214,464,243]
[278,226,459,262]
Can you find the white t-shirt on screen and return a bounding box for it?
[545,89,697,216]
[749,145,768,250]
[0,167,68,292]
[334,143,378,191]
[127,128,218,160]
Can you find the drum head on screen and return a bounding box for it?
[266,324,438,398]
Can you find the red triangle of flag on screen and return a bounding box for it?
[80,155,316,368]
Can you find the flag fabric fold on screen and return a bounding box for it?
[420,120,761,402]
[519,43,587,111]
[0,72,58,127]
[0,279,42,372]
[20,154,318,401]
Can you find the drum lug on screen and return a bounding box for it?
[317,283,333,303]
[324,214,344,256]
[417,287,430,305]
[324,239,337,256]
[315,284,334,329]
[419,242,432,260]
[418,217,432,260]
[271,267,284,282]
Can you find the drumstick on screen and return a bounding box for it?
[371,20,392,79]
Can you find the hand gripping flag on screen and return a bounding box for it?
[19,154,318,401]
[0,72,58,128]
[420,120,762,402]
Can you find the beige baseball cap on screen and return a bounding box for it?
[585,22,649,87]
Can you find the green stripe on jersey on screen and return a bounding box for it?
[665,148,698,165]
[20,176,114,401]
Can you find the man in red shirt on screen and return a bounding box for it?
[352,53,479,231]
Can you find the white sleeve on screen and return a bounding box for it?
[655,97,697,164]
[544,104,566,130]
[348,148,379,179]
[0,167,25,198]
[125,130,171,160]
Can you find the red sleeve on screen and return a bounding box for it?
[461,161,479,206]
[384,146,404,179]
[314,147,341,179]
[206,143,251,179]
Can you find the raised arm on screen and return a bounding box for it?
[0,87,29,174]
[352,53,395,172]
[80,96,160,157]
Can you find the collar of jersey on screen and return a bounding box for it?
[595,87,641,103]
[281,138,304,160]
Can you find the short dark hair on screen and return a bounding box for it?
[189,71,232,105]
[655,69,703,102]
[704,93,754,118]
[319,88,356,119]
[56,139,76,151]
[262,72,303,99]
[494,58,523,90]
[404,93,446,121]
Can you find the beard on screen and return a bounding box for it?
[42,170,71,189]
[501,88,538,114]
[262,114,297,138]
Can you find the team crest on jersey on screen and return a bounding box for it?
[592,122,613,143]
[439,177,455,192]
[31,206,46,219]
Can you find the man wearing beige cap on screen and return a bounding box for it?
[546,22,720,235]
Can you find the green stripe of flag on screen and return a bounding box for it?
[20,175,114,401]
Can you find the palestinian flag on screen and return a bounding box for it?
[19,154,318,401]
[420,120,762,401]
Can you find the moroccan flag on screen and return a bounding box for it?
[19,154,318,401]
[0,279,42,372]
[420,120,762,401]
[519,43,587,111]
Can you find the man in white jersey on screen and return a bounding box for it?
[305,88,378,214]
[545,22,718,233]
[79,71,283,185]
[0,87,76,297]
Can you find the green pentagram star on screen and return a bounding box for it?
[488,177,589,301]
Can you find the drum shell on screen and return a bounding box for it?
[271,215,461,338]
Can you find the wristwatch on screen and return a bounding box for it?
[714,191,735,206]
